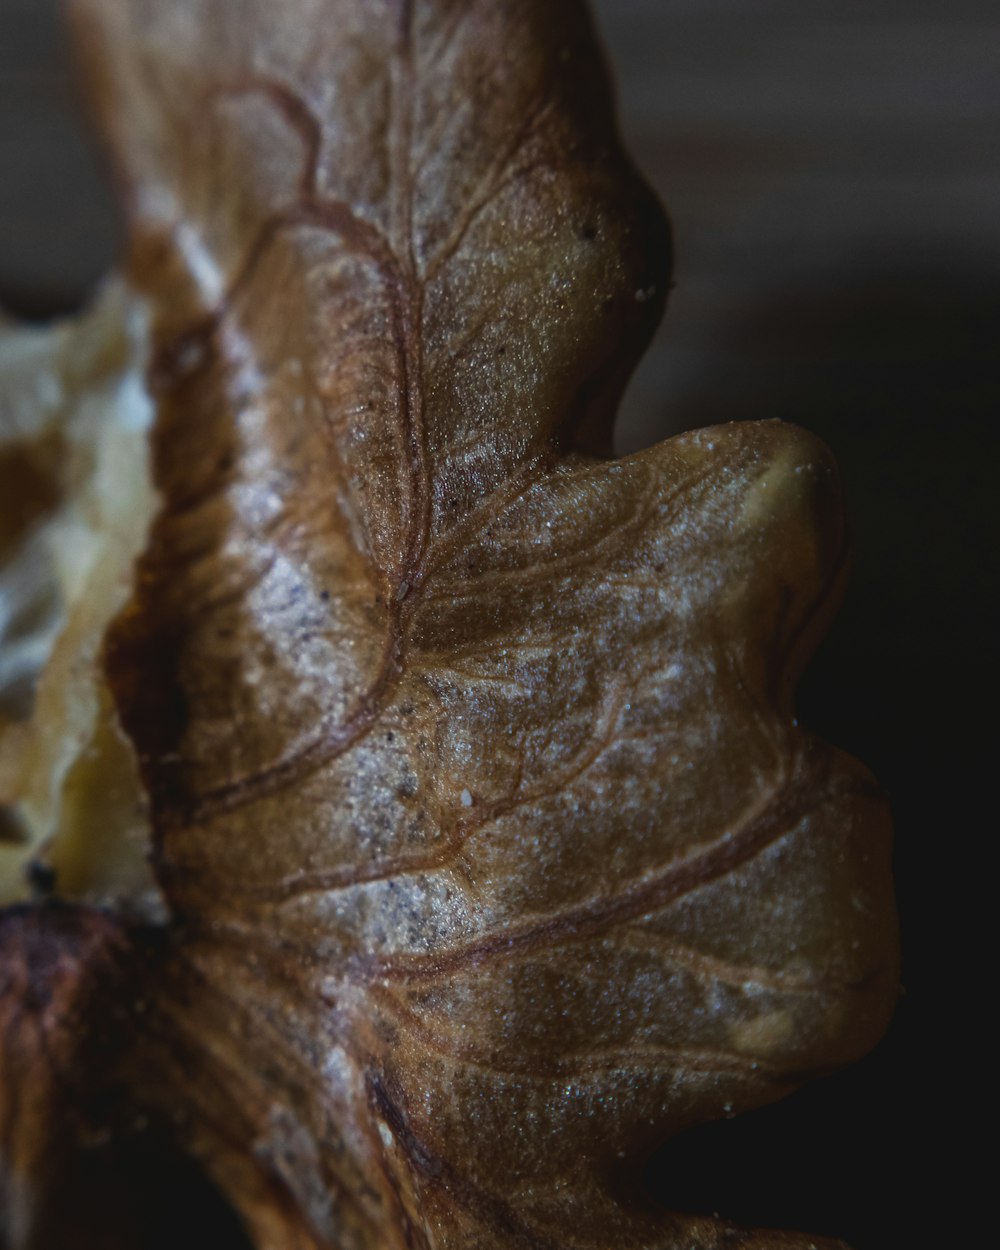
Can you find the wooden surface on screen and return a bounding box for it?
[1,2,996,1247]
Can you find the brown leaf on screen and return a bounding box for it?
[0,1,897,1247]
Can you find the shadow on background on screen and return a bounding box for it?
[644,256,997,1247]
[24,1127,255,1250]
[0,0,121,319]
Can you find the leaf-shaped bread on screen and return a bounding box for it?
[0,2,897,1247]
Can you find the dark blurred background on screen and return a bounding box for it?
[1,1,996,1246]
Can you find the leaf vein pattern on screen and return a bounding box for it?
[224,684,626,902]
[369,758,856,983]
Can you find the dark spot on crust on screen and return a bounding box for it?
[367,1070,441,1179]
[149,319,218,394]
[26,860,58,896]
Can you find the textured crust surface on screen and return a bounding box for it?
[0,2,896,1247]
